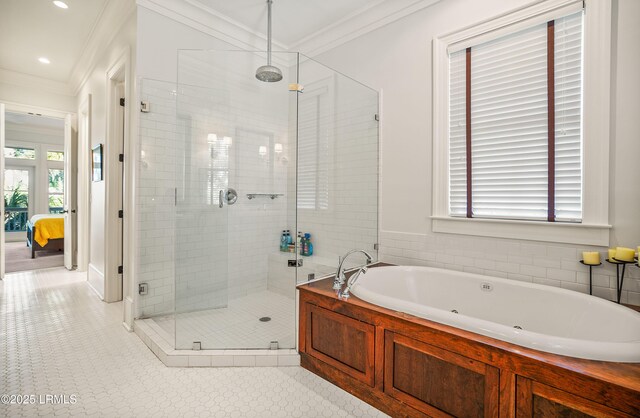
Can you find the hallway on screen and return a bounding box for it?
[0,268,386,418]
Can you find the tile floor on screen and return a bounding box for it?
[0,267,388,418]
[153,290,296,350]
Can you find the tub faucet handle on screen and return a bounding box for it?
[339,266,368,300]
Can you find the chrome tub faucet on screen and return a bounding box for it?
[333,249,373,291]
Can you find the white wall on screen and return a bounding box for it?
[137,7,237,82]
[314,0,640,304]
[76,12,137,298]
[0,76,76,113]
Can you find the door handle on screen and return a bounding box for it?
[61,210,68,214]
[219,190,224,208]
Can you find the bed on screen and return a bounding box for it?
[26,214,65,259]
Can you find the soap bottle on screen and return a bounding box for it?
[300,234,307,256]
[280,231,288,252]
[297,232,303,253]
[304,233,313,256]
[286,230,293,245]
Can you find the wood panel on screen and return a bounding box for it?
[305,303,375,386]
[516,376,632,418]
[384,331,499,418]
[298,274,640,417]
[301,353,429,418]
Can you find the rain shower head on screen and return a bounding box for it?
[256,64,282,82]
[256,0,283,83]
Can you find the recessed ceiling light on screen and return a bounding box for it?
[38,57,51,64]
[53,1,69,9]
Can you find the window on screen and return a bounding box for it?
[449,11,583,222]
[4,146,35,159]
[3,169,30,232]
[432,0,612,246]
[298,86,330,210]
[47,151,64,161]
[48,169,64,213]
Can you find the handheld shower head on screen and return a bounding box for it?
[256,0,282,82]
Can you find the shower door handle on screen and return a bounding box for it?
[219,190,224,208]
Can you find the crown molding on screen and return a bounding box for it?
[0,68,74,97]
[137,0,443,58]
[137,0,289,52]
[68,0,136,95]
[292,0,443,56]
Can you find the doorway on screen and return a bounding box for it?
[0,107,75,277]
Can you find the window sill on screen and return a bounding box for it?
[431,216,611,246]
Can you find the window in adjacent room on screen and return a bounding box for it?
[48,168,64,214]
[4,146,36,160]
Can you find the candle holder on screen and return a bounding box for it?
[607,258,636,304]
[579,260,602,296]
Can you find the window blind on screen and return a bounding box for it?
[448,10,583,222]
[297,92,329,210]
[449,50,467,217]
[554,12,583,221]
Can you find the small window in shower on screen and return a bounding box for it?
[298,83,330,211]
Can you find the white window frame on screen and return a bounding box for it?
[432,0,611,246]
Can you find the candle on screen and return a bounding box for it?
[582,251,600,265]
[608,248,617,260]
[615,247,635,262]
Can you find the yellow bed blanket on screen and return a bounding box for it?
[34,218,65,247]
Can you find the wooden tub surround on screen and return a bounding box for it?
[298,271,640,417]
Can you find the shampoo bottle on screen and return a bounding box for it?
[304,233,313,256]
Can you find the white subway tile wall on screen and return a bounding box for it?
[137,79,179,318]
[136,53,381,348]
[378,231,640,305]
[296,58,379,273]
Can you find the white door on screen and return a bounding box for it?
[0,103,5,279]
[63,114,74,269]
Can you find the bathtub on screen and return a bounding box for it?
[350,265,640,362]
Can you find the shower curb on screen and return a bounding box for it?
[134,319,300,368]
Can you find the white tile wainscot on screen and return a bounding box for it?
[378,231,640,305]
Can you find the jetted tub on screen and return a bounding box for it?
[350,265,640,362]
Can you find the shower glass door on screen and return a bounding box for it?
[175,50,298,350]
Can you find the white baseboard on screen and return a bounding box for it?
[123,296,134,331]
[88,263,105,300]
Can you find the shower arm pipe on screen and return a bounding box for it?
[267,0,273,66]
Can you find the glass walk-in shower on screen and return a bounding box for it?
[137,50,378,351]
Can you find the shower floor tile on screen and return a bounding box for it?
[152,290,296,349]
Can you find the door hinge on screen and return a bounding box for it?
[288,83,304,92]
[288,259,303,267]
[119,98,125,107]
[118,265,123,274]
[138,283,148,295]
[118,153,124,162]
[118,210,123,218]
